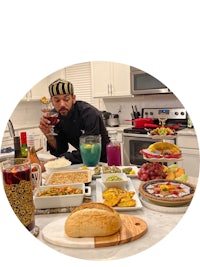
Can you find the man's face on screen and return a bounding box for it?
[51,94,76,116]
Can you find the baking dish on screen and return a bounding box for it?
[34,183,91,209]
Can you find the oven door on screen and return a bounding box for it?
[123,133,175,166]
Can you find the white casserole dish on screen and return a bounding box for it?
[45,169,92,185]
[34,183,91,209]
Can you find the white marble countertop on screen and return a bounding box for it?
[177,127,197,136]
[35,175,197,261]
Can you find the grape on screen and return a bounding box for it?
[137,162,166,181]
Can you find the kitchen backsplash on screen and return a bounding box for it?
[5,92,184,131]
[102,93,184,126]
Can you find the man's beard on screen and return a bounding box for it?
[58,103,74,118]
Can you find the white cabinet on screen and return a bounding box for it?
[176,131,200,177]
[22,68,66,101]
[91,62,131,97]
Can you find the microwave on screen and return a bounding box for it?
[130,67,171,95]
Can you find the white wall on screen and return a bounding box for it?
[102,93,184,126]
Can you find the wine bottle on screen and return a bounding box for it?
[20,131,28,158]
[14,136,23,158]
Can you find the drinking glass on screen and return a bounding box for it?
[1,158,40,237]
[45,111,59,136]
[79,135,101,166]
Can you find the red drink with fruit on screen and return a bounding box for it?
[2,158,36,234]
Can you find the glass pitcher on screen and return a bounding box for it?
[1,158,41,236]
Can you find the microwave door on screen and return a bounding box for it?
[131,72,170,95]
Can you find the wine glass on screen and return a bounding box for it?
[40,97,52,113]
[45,111,59,136]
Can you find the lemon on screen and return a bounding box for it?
[84,144,93,149]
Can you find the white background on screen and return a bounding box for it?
[0,0,199,266]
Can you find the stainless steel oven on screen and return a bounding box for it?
[122,108,188,166]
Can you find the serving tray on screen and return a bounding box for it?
[139,179,195,207]
[96,178,143,211]
[42,214,147,248]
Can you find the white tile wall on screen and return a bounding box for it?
[9,100,42,129]
[102,93,184,125]
[5,93,184,131]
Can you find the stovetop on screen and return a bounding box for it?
[124,107,188,134]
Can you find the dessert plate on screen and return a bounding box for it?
[139,179,195,207]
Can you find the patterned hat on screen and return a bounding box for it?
[49,79,74,97]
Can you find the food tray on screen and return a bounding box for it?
[89,165,139,179]
[96,178,143,211]
[45,169,92,185]
[34,183,91,209]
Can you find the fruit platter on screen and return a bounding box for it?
[137,162,189,182]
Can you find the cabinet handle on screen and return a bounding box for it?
[110,84,112,95]
[107,84,110,94]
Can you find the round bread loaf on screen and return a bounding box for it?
[64,202,122,237]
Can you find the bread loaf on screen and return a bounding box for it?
[64,202,122,237]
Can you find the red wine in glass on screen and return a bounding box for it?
[46,111,58,135]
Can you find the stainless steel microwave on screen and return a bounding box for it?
[130,67,171,95]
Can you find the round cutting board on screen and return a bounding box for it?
[42,214,147,248]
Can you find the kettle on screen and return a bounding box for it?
[106,113,120,127]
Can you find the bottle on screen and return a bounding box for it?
[106,131,122,166]
[14,136,23,158]
[27,134,41,166]
[20,131,28,158]
[187,116,193,128]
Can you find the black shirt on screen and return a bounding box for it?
[47,101,110,164]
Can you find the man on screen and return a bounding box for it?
[39,78,110,164]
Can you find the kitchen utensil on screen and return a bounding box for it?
[134,105,140,118]
[106,113,120,127]
[42,214,147,248]
[134,118,154,128]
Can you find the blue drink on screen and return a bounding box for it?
[80,135,101,166]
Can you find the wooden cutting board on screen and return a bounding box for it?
[42,214,148,248]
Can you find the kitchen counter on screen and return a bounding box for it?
[35,170,197,261]
[177,127,197,136]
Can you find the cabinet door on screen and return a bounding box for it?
[111,63,131,96]
[92,61,131,98]
[29,78,49,100]
[178,148,200,177]
[92,62,111,97]
[25,68,66,100]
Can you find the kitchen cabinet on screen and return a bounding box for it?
[91,62,131,97]
[176,129,200,177]
[22,68,66,101]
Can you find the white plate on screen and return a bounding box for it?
[143,156,183,163]
[96,178,143,211]
[89,165,139,179]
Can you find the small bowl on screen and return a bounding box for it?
[101,173,128,189]
[44,157,71,174]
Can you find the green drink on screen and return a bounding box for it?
[80,135,101,166]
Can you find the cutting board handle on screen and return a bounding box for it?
[85,186,91,196]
